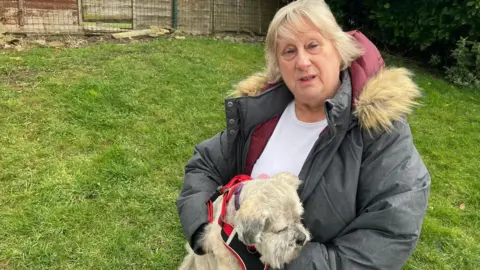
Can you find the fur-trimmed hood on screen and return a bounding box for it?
[230,67,421,134]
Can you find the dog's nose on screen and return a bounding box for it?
[296,234,306,246]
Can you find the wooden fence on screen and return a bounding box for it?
[0,0,282,34]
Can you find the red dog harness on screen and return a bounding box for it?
[206,175,269,270]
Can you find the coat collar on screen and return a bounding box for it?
[224,70,353,151]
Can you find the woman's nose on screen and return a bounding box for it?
[296,50,311,70]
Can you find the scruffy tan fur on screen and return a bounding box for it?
[229,72,269,97]
[231,67,421,135]
[179,173,310,270]
[353,68,421,134]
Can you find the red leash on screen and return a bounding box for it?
[205,175,269,270]
[207,174,252,224]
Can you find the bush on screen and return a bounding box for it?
[445,38,480,87]
[327,0,480,87]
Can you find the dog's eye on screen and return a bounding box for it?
[274,227,288,233]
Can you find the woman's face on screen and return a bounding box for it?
[276,24,342,110]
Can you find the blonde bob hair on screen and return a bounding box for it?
[265,0,364,83]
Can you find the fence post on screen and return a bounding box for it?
[17,0,24,26]
[259,0,262,34]
[210,0,215,34]
[172,0,178,29]
[236,0,240,33]
[77,0,83,29]
[132,0,136,29]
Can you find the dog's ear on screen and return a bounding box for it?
[235,201,267,245]
[236,217,266,245]
[271,172,302,189]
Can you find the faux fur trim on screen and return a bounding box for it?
[229,72,269,97]
[353,67,421,133]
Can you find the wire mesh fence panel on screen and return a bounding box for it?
[81,0,133,32]
[134,0,171,30]
[178,0,281,35]
[214,0,281,35]
[177,0,211,34]
[259,0,281,34]
[1,0,80,33]
[81,0,173,32]
[1,0,283,35]
[0,0,19,27]
[214,0,260,34]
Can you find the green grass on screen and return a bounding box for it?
[0,37,478,269]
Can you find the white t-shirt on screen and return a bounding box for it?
[250,100,328,178]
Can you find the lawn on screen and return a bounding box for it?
[0,37,478,269]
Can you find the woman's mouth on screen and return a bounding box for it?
[299,75,316,83]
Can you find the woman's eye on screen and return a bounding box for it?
[280,48,296,60]
[306,42,322,54]
[308,42,320,50]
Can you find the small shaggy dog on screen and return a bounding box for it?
[179,172,310,270]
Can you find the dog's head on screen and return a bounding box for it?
[233,172,311,269]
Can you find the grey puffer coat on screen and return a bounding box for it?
[177,67,430,269]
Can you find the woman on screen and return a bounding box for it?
[177,0,430,269]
